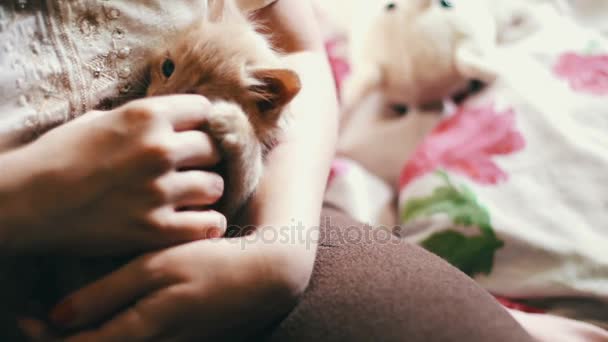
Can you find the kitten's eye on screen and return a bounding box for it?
[439,0,453,8]
[161,59,175,78]
[386,2,397,11]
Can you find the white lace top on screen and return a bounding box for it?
[0,0,276,151]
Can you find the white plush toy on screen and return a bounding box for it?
[342,0,538,114]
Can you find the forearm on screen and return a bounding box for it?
[252,51,338,230]
[246,1,339,290]
[249,49,338,285]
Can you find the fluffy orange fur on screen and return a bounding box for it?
[147,0,301,216]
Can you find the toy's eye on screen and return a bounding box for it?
[385,2,396,11]
[161,59,175,78]
[391,104,409,117]
[439,0,453,8]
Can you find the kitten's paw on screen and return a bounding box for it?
[207,101,263,217]
[223,133,240,147]
[208,102,252,151]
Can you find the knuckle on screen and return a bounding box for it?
[142,252,184,283]
[127,307,157,340]
[97,302,160,341]
[145,179,169,205]
[142,140,170,159]
[139,139,174,171]
[140,209,186,238]
[139,211,162,231]
[119,102,159,127]
[138,209,174,235]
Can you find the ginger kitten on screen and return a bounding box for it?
[147,0,301,217]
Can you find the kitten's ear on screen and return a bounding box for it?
[207,0,245,22]
[249,69,301,123]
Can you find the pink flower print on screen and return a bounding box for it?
[400,104,526,189]
[495,296,545,314]
[327,159,352,187]
[554,52,608,95]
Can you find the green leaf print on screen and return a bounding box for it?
[401,171,492,234]
[422,230,504,276]
[401,171,504,276]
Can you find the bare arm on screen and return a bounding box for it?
[247,0,339,290]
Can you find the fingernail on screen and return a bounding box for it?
[213,177,225,198]
[49,299,75,327]
[209,229,223,239]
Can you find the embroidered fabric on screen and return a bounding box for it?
[0,0,275,151]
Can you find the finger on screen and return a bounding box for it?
[166,210,227,239]
[157,170,224,207]
[49,253,173,330]
[64,303,154,342]
[170,131,221,168]
[144,209,227,246]
[139,94,211,131]
[164,95,210,131]
[65,285,191,342]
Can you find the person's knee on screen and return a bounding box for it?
[307,209,533,342]
[318,208,396,248]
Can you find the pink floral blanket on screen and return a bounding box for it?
[317,0,608,338]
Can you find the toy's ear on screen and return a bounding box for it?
[249,69,301,124]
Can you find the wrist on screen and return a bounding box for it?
[0,146,49,253]
[250,223,318,297]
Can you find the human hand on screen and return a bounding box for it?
[1,95,226,255]
[21,237,298,341]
